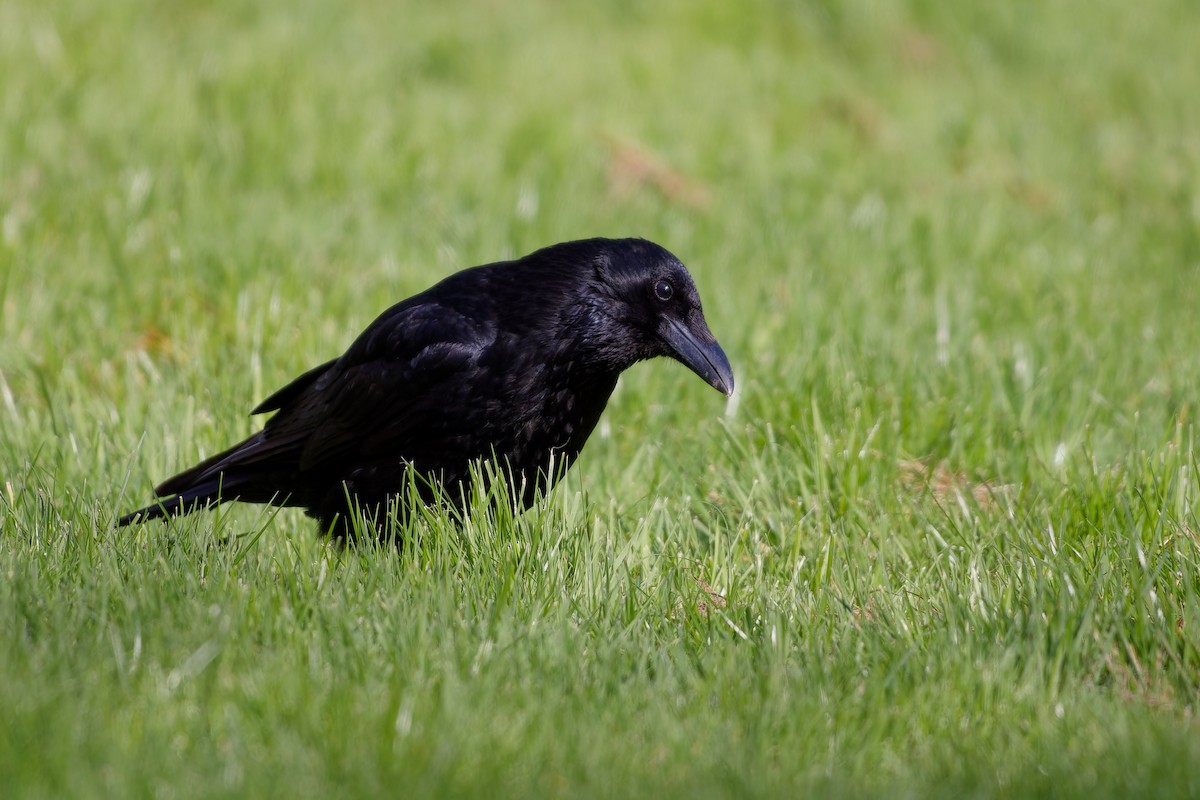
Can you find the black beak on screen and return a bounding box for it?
[661,317,735,396]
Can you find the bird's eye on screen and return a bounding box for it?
[654,280,673,302]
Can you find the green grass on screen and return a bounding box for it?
[4,0,1200,796]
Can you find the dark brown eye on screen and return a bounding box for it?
[654,279,673,302]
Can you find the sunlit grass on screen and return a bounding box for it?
[3,0,1200,797]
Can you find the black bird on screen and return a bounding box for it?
[118,237,734,539]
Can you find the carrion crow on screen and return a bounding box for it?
[118,237,734,539]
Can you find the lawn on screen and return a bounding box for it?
[3,0,1200,796]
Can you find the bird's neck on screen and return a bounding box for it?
[559,298,646,377]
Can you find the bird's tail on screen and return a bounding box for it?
[117,431,287,526]
[117,478,229,526]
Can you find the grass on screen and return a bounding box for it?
[3,0,1200,796]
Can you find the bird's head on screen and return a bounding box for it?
[572,238,734,396]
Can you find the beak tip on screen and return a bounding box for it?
[712,354,735,398]
[661,317,735,399]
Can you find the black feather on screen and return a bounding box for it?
[118,237,734,540]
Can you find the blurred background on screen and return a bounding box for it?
[3,1,1199,467]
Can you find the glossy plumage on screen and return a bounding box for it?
[118,237,733,539]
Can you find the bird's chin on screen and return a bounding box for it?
[661,318,735,396]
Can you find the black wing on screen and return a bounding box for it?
[148,297,499,503]
[251,358,338,415]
